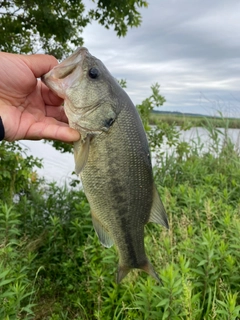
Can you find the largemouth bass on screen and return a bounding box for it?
[42,47,169,283]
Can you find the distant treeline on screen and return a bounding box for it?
[151,110,212,117]
[150,110,240,128]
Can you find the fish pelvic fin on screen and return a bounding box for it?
[117,261,161,284]
[74,135,90,175]
[149,184,169,229]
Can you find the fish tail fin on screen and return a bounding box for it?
[117,261,161,284]
[117,265,131,284]
[140,260,161,283]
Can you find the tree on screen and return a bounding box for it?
[0,0,148,59]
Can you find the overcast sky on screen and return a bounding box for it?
[81,0,240,117]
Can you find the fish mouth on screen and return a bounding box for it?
[46,47,88,80]
[41,47,89,98]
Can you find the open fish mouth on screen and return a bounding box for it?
[41,48,89,98]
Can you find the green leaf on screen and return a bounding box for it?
[156,298,170,307]
[197,259,208,266]
[0,278,15,287]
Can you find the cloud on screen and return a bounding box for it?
[81,0,240,116]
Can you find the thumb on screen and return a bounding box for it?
[21,54,59,79]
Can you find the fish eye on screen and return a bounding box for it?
[88,67,99,79]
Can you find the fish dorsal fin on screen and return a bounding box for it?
[74,135,90,175]
[91,212,114,248]
[149,185,169,229]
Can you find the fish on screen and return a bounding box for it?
[41,47,169,283]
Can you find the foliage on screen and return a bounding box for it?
[88,0,148,37]
[136,83,166,130]
[137,83,188,153]
[1,88,240,318]
[150,111,240,129]
[0,141,42,202]
[0,203,36,320]
[0,0,148,59]
[117,78,127,89]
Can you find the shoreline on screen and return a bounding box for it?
[150,111,240,128]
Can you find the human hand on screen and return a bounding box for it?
[0,52,80,142]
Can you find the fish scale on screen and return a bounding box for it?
[41,47,169,283]
[81,107,153,266]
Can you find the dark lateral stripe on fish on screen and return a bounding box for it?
[119,216,141,268]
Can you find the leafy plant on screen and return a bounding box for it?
[0,0,148,59]
[1,86,240,319]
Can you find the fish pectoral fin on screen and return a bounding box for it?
[91,213,114,248]
[74,136,90,175]
[148,185,169,229]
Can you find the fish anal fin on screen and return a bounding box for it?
[74,136,90,175]
[91,212,114,248]
[149,185,169,229]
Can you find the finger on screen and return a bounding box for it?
[41,81,63,106]
[24,121,80,142]
[21,54,59,79]
[45,105,69,123]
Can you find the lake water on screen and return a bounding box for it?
[19,140,75,185]
[20,127,240,185]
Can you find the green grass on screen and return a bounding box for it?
[150,112,240,128]
[0,118,240,319]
